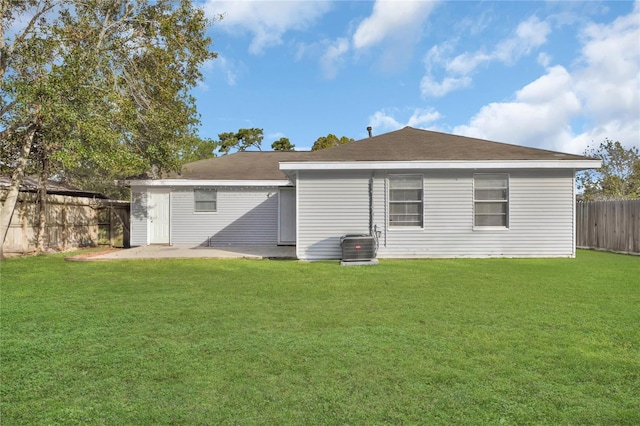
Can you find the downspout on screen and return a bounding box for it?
[572,169,576,258]
[366,127,379,255]
[369,172,374,236]
[369,171,379,257]
[367,126,374,236]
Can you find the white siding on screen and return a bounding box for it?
[297,171,370,260]
[298,169,576,259]
[171,186,279,246]
[130,187,148,246]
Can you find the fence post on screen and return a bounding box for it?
[62,199,68,250]
[110,204,115,248]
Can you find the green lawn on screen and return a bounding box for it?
[1,251,639,424]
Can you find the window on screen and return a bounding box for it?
[389,175,423,227]
[474,174,508,227]
[194,188,217,212]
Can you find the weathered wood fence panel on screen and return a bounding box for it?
[2,192,129,254]
[576,200,640,254]
[98,202,130,248]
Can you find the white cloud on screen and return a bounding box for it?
[423,42,455,69]
[351,0,438,72]
[517,66,576,105]
[568,2,640,152]
[453,3,639,156]
[537,52,551,67]
[352,1,437,50]
[279,0,437,79]
[574,4,640,126]
[420,75,471,97]
[320,38,350,79]
[454,66,581,149]
[494,16,551,64]
[422,15,551,97]
[369,110,404,133]
[200,55,239,89]
[369,108,441,134]
[407,108,442,127]
[204,0,332,54]
[445,51,491,76]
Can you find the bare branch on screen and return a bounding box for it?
[0,0,58,80]
[0,99,16,118]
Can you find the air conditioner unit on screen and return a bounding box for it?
[340,235,377,262]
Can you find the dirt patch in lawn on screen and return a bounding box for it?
[65,248,123,262]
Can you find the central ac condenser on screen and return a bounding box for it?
[340,235,377,261]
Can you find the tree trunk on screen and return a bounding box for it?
[35,152,49,253]
[0,125,35,259]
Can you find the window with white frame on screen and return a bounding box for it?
[474,174,509,227]
[389,175,423,227]
[194,188,217,212]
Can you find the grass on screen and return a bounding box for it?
[1,250,639,424]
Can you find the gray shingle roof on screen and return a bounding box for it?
[0,176,108,198]
[169,151,309,180]
[298,127,592,161]
[166,127,594,181]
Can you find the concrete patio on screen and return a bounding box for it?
[85,245,297,261]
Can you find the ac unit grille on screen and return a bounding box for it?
[341,235,376,261]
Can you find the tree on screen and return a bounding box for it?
[311,134,354,151]
[271,137,295,151]
[178,136,219,164]
[577,139,640,201]
[217,128,263,154]
[1,0,219,256]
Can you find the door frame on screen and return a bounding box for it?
[278,187,296,245]
[147,189,171,245]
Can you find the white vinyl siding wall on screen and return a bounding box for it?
[375,169,575,258]
[171,187,279,246]
[130,186,280,247]
[130,187,148,246]
[297,169,575,259]
[296,170,370,260]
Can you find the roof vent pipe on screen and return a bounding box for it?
[367,126,372,138]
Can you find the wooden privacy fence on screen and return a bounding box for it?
[576,200,640,254]
[97,201,130,248]
[2,192,130,255]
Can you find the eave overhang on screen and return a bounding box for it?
[126,179,292,187]
[279,160,602,171]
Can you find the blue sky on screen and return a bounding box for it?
[198,1,640,154]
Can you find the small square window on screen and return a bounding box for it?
[194,188,217,212]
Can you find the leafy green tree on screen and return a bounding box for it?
[217,128,264,154]
[311,134,354,151]
[271,137,295,151]
[1,0,219,255]
[577,139,640,201]
[217,132,240,155]
[178,136,219,164]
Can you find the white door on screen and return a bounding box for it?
[148,190,170,244]
[278,187,296,245]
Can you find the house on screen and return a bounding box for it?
[129,127,600,259]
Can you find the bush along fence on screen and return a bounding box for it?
[576,199,640,254]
